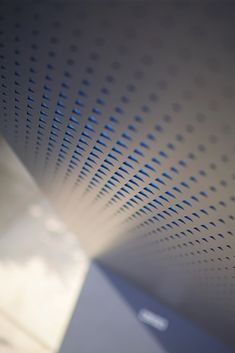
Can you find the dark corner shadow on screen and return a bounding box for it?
[95,262,235,353]
[59,261,235,353]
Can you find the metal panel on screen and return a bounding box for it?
[0,1,234,347]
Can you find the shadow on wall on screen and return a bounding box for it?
[59,262,235,353]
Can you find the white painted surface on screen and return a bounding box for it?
[0,138,88,352]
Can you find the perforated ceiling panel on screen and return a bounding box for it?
[0,0,235,348]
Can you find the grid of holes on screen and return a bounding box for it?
[0,1,235,346]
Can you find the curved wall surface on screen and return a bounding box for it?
[0,1,235,348]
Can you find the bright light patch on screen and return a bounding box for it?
[138,309,169,332]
